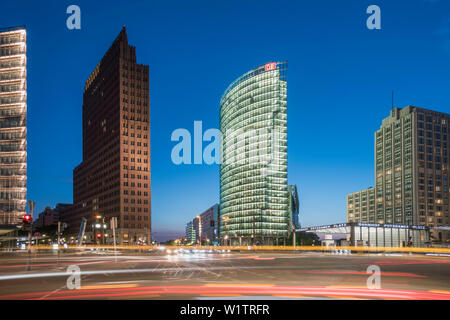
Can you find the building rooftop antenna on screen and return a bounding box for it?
[392,90,394,110]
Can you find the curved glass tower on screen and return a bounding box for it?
[219,62,288,246]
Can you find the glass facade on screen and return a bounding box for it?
[0,26,27,225]
[219,62,288,245]
[302,222,429,247]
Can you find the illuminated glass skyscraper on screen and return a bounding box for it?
[0,26,27,226]
[219,62,288,245]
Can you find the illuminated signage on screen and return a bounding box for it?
[264,62,277,71]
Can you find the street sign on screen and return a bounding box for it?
[110,217,118,229]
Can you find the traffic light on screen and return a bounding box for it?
[96,233,102,238]
[21,214,32,231]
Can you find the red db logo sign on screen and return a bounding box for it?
[264,62,277,71]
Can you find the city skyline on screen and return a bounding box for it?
[1,1,450,241]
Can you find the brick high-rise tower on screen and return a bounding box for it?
[66,27,151,244]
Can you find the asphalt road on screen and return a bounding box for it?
[0,248,449,300]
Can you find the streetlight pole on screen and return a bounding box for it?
[222,216,229,246]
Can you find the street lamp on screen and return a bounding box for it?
[222,216,230,246]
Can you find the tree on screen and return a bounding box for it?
[287,231,320,246]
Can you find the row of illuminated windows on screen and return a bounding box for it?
[222,144,288,162]
[223,73,279,104]
[0,190,26,200]
[223,224,288,232]
[222,164,287,180]
[122,131,148,139]
[121,72,148,82]
[123,207,149,213]
[121,123,148,131]
[0,47,25,57]
[121,89,148,99]
[123,198,149,204]
[0,84,23,94]
[221,87,282,116]
[0,167,26,176]
[123,184,149,191]
[0,179,26,188]
[229,82,279,106]
[222,145,287,164]
[228,72,278,97]
[0,143,25,152]
[122,165,149,172]
[221,90,283,125]
[122,223,149,229]
[0,59,24,70]
[221,170,287,185]
[0,108,25,118]
[221,230,288,237]
[221,170,287,184]
[222,189,287,203]
[122,107,148,117]
[223,111,286,132]
[123,215,149,221]
[0,34,25,44]
[221,204,288,214]
[221,156,287,171]
[121,101,149,112]
[221,88,284,119]
[0,95,24,105]
[221,182,287,197]
[223,197,288,208]
[122,140,148,147]
[0,202,25,212]
[222,129,287,146]
[122,157,148,164]
[221,181,287,196]
[220,207,288,217]
[122,149,149,156]
[0,131,25,141]
[221,167,286,182]
[221,209,287,218]
[222,106,286,133]
[221,182,287,198]
[221,97,285,126]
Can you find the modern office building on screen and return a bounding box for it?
[63,27,151,244]
[0,26,27,227]
[185,221,196,244]
[219,62,289,246]
[195,204,219,245]
[347,106,450,243]
[186,204,219,245]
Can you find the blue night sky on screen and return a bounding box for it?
[2,0,450,241]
